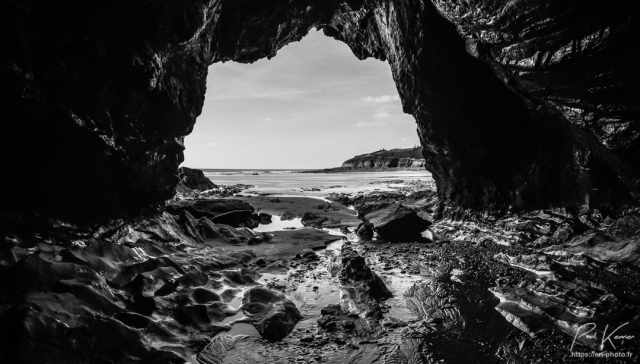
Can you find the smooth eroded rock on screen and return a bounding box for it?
[358,203,431,241]
[241,287,302,341]
[178,167,217,192]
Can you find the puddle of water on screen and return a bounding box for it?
[364,251,423,322]
[290,272,341,316]
[227,295,243,309]
[224,322,261,337]
[257,246,344,317]
[258,272,286,282]
[322,227,349,237]
[378,269,422,322]
[222,310,244,324]
[212,288,261,338]
[216,289,246,324]
[254,215,304,232]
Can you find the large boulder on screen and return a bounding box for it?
[177,167,217,191]
[241,287,302,341]
[358,203,431,242]
[338,244,392,318]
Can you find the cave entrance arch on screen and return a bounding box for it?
[3,0,638,231]
[184,30,419,170]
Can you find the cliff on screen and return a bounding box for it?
[342,147,425,169]
[2,0,639,231]
[305,147,426,172]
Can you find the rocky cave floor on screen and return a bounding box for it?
[1,181,639,363]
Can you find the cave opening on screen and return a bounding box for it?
[183,30,420,170]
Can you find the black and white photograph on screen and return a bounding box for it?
[1,0,639,363]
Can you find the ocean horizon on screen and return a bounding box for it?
[200,169,433,198]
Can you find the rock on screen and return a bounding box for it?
[552,224,575,243]
[317,316,337,332]
[2,0,639,236]
[320,304,341,316]
[241,287,302,341]
[356,222,374,237]
[247,237,263,245]
[177,167,217,191]
[358,203,431,241]
[166,199,254,218]
[337,246,392,319]
[259,232,272,241]
[192,288,221,304]
[254,257,266,267]
[209,210,256,228]
[340,247,391,302]
[492,244,640,352]
[197,335,299,364]
[490,285,634,349]
[300,334,314,343]
[608,214,640,237]
[0,293,153,363]
[3,1,640,362]
[280,211,298,221]
[302,251,319,261]
[332,147,425,171]
[317,315,333,328]
[450,269,471,284]
[301,212,328,227]
[257,212,272,224]
[179,268,209,288]
[559,231,640,267]
[198,222,258,245]
[381,317,406,328]
[221,269,257,285]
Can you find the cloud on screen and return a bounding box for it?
[374,109,391,119]
[262,117,272,121]
[353,120,386,127]
[208,142,227,147]
[361,94,400,103]
[400,137,408,142]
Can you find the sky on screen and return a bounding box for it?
[183,29,419,169]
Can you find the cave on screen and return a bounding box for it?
[2,1,640,363]
[2,0,639,235]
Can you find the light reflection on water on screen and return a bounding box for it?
[253,215,304,232]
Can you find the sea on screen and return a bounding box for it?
[201,169,433,197]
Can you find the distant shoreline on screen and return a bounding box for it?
[300,167,427,174]
[193,168,427,174]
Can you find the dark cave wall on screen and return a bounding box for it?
[326,0,640,216]
[1,0,639,233]
[1,0,216,232]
